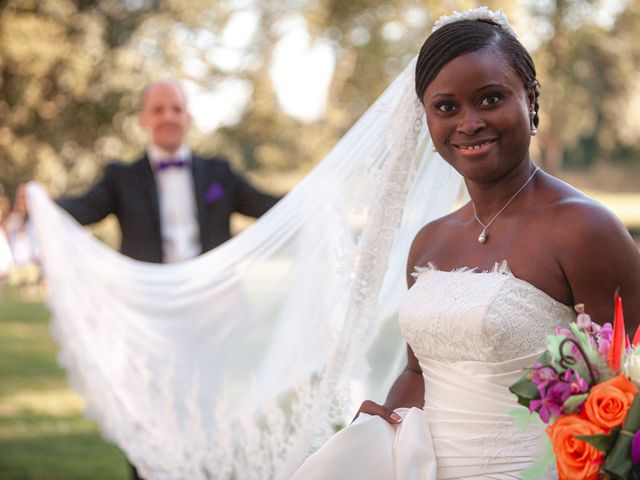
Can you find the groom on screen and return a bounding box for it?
[47,80,279,479]
[55,80,279,264]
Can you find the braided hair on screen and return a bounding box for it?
[415,20,540,128]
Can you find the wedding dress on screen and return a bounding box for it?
[293,263,575,479]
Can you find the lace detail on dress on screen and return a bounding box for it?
[472,421,543,466]
[400,264,575,364]
[412,259,511,277]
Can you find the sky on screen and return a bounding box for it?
[185,10,335,131]
[185,1,630,132]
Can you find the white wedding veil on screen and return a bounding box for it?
[27,56,463,479]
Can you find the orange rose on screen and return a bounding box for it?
[583,374,638,431]
[546,415,605,480]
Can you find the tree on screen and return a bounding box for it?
[1,0,638,199]
[527,0,640,172]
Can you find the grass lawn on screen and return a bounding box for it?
[0,287,128,480]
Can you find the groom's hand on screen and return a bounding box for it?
[12,183,51,215]
[13,184,28,214]
[352,400,402,425]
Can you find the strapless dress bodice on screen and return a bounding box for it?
[399,262,575,364]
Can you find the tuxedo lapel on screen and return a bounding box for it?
[139,155,161,229]
[191,155,209,252]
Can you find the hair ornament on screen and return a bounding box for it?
[431,6,516,37]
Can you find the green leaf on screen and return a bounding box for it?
[545,334,569,365]
[508,407,535,432]
[509,375,540,409]
[568,323,604,379]
[562,393,589,414]
[603,395,640,477]
[537,350,553,366]
[575,428,619,454]
[569,323,590,347]
[522,434,555,480]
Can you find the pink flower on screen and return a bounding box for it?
[632,430,640,463]
[555,326,573,337]
[531,382,571,423]
[576,310,601,335]
[564,369,589,395]
[532,365,559,391]
[598,323,613,357]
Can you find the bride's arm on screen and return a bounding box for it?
[354,346,424,424]
[554,200,640,332]
[382,345,425,410]
[352,226,432,424]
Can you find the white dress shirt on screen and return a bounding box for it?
[147,144,201,263]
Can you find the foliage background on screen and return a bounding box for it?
[1,0,639,478]
[1,0,640,199]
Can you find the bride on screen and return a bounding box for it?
[292,8,640,479]
[25,7,640,479]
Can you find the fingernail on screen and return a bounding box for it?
[390,412,402,423]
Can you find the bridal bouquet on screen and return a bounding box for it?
[510,292,640,479]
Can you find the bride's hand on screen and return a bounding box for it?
[12,184,28,215]
[353,400,402,425]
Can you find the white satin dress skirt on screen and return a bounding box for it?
[293,265,575,479]
[292,407,436,480]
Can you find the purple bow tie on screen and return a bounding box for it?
[156,158,187,171]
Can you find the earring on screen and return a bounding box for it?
[431,144,438,153]
[529,110,537,136]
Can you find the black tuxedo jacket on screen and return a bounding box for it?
[57,154,279,263]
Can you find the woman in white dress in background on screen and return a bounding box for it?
[293,8,640,479]
[0,186,15,282]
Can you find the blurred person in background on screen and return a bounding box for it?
[4,184,41,298]
[0,183,15,285]
[16,79,280,479]
[17,80,279,265]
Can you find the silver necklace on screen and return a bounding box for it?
[471,166,540,244]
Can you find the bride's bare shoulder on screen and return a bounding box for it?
[540,174,640,328]
[406,208,468,269]
[539,175,627,233]
[413,206,466,240]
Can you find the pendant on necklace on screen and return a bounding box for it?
[478,229,488,244]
